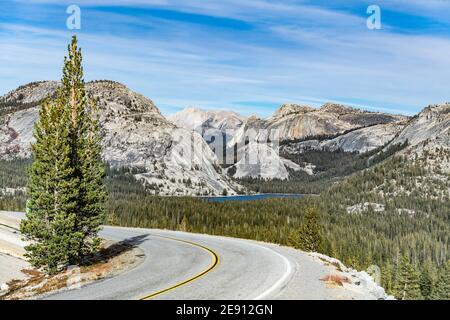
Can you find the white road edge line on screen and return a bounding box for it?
[252,245,293,300]
[155,229,294,300]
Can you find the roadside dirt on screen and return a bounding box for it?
[1,239,145,300]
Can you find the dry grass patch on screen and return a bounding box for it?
[321,274,352,287]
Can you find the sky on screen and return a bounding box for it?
[1,1,450,117]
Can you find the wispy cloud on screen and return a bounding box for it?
[1,0,450,117]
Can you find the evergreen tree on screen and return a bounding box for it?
[419,261,435,299]
[179,216,189,232]
[286,229,299,248]
[20,36,106,274]
[393,254,423,300]
[430,261,450,300]
[382,262,395,294]
[298,206,323,252]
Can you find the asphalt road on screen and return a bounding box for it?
[45,226,293,300]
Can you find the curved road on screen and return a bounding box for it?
[46,226,294,300]
[1,211,379,300]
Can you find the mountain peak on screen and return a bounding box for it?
[168,107,245,133]
[1,81,59,105]
[86,81,162,117]
[421,103,450,117]
[386,103,450,151]
[319,103,359,115]
[1,80,162,117]
[273,104,315,118]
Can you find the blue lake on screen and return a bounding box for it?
[200,193,304,202]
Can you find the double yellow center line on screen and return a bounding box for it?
[140,235,220,300]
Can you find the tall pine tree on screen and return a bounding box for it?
[297,205,323,252]
[393,254,423,300]
[419,260,435,299]
[430,261,450,300]
[21,36,106,274]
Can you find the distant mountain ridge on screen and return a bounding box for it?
[2,81,448,185]
[223,102,409,179]
[230,102,408,146]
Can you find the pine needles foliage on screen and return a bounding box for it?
[20,36,106,274]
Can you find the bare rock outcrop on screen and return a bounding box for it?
[0,81,240,196]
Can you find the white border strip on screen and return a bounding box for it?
[252,245,293,300]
